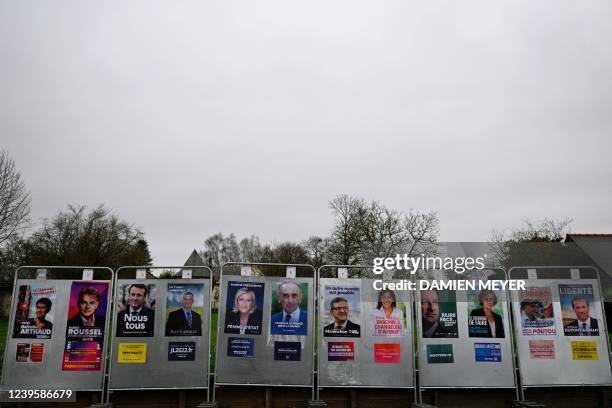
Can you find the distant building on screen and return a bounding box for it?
[183,249,220,309]
[565,234,612,326]
[565,234,612,298]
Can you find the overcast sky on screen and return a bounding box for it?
[1,1,611,265]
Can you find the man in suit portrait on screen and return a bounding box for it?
[421,289,451,338]
[68,287,105,330]
[165,291,202,336]
[323,297,360,337]
[270,281,308,335]
[116,283,155,337]
[565,295,599,336]
[66,286,106,347]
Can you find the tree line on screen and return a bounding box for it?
[199,194,439,270]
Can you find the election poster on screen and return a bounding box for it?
[374,343,401,364]
[559,284,599,336]
[168,342,196,361]
[274,341,301,361]
[227,337,254,358]
[165,283,204,336]
[518,286,555,335]
[16,343,44,363]
[29,343,44,362]
[474,343,502,362]
[370,289,407,337]
[529,340,555,359]
[467,289,505,338]
[327,342,355,361]
[63,281,110,371]
[16,343,30,362]
[571,341,598,360]
[224,281,264,335]
[12,284,56,339]
[270,281,308,336]
[426,344,453,364]
[117,343,147,363]
[323,281,361,338]
[115,282,156,337]
[421,289,457,338]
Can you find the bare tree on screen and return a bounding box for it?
[303,236,329,269]
[19,204,152,269]
[489,217,573,268]
[201,232,317,267]
[239,235,263,262]
[359,202,406,261]
[326,194,439,266]
[200,233,241,267]
[404,210,439,257]
[0,150,31,246]
[327,195,367,264]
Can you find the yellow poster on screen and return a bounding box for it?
[571,341,598,361]
[118,343,147,363]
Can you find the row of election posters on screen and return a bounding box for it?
[12,281,110,370]
[518,284,599,336]
[15,282,595,344]
[114,282,205,337]
[512,280,612,387]
[420,289,505,340]
[419,287,512,386]
[223,280,307,336]
[516,283,603,364]
[12,281,207,370]
[420,284,602,340]
[114,282,206,366]
[320,279,412,383]
[10,278,608,388]
[222,280,308,361]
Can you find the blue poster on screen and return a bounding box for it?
[474,342,502,362]
[270,281,308,336]
[168,342,196,361]
[227,337,254,358]
[274,341,301,361]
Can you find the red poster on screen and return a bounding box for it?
[374,343,401,363]
[529,340,555,359]
[62,281,109,371]
[29,343,44,362]
[328,342,355,361]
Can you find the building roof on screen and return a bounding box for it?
[184,249,206,267]
[567,233,612,239]
[565,234,612,291]
[182,249,220,282]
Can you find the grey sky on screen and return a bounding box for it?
[1,1,611,265]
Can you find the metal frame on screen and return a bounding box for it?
[503,268,525,401]
[106,265,214,405]
[415,268,519,403]
[0,265,114,403]
[316,265,417,404]
[508,265,612,398]
[212,262,317,405]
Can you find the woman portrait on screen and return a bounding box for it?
[371,289,405,336]
[224,287,263,335]
[469,290,504,338]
